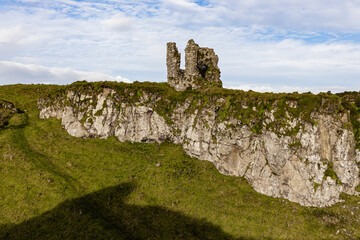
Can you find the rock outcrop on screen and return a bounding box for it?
[0,100,20,128]
[38,82,360,207]
[167,40,222,91]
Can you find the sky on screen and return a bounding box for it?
[1,0,360,93]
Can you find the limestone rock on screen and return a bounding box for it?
[0,100,18,113]
[38,87,360,207]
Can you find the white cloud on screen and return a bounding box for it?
[0,0,360,92]
[0,61,130,85]
[0,26,22,44]
[210,0,360,31]
[226,84,355,94]
[102,13,134,31]
[12,56,39,64]
[162,0,202,11]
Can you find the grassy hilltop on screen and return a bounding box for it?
[0,83,360,239]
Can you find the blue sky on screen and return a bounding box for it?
[1,0,360,92]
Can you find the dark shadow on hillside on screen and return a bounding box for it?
[8,128,82,197]
[0,182,252,240]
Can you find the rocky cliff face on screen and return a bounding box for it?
[38,82,360,207]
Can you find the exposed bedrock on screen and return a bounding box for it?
[38,87,360,207]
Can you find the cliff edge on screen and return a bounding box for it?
[38,81,360,207]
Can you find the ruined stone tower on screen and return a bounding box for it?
[167,39,222,91]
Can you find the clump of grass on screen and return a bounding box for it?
[0,100,27,129]
[314,182,321,192]
[0,108,12,127]
[8,113,28,127]
[324,162,338,181]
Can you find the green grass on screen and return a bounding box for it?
[324,161,339,181]
[0,84,360,239]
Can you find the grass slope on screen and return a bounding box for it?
[0,84,360,239]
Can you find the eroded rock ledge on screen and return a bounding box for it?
[38,81,360,207]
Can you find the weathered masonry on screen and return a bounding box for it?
[166,39,222,91]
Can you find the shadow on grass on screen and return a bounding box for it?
[9,128,82,194]
[0,182,252,240]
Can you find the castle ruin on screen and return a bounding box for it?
[166,39,222,91]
